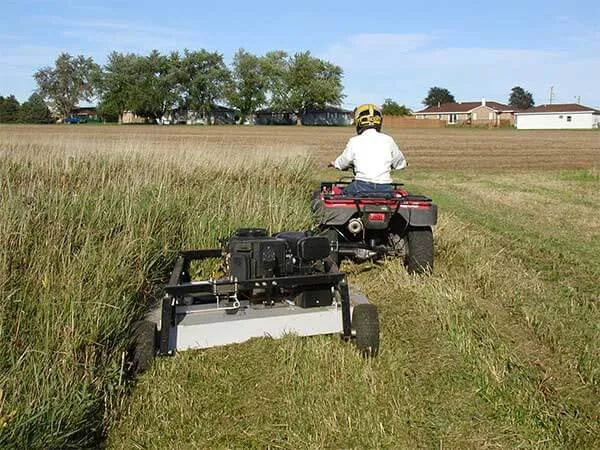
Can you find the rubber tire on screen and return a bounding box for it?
[405,226,433,275]
[131,320,156,373]
[352,304,380,357]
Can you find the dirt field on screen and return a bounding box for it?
[2,124,599,170]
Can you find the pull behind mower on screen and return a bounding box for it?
[132,228,379,372]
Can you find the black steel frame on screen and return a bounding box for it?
[158,249,352,355]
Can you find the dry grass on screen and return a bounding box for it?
[1,124,599,448]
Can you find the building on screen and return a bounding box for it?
[163,105,238,125]
[414,99,515,126]
[301,106,352,126]
[515,104,600,130]
[68,106,99,123]
[254,109,298,125]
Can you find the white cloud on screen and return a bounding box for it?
[321,33,600,109]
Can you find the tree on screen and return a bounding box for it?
[34,53,100,119]
[19,93,53,123]
[381,99,412,116]
[178,49,231,118]
[508,86,534,110]
[97,52,138,123]
[422,87,455,107]
[226,49,267,121]
[261,50,291,112]
[284,51,344,124]
[128,50,180,122]
[0,95,20,122]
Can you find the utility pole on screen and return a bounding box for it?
[548,86,554,105]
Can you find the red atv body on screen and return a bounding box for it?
[312,179,438,274]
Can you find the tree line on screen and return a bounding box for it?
[29,49,346,124]
[0,93,53,123]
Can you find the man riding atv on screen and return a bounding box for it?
[328,104,406,195]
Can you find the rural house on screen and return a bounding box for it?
[163,105,238,125]
[68,106,100,123]
[415,99,515,126]
[301,106,353,126]
[254,109,298,125]
[515,104,600,129]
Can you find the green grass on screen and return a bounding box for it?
[0,137,313,448]
[107,169,599,448]
[2,131,599,448]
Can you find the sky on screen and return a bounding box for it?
[1,0,599,110]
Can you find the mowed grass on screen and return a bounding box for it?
[107,169,600,449]
[1,125,599,448]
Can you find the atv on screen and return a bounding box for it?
[132,228,380,371]
[312,177,438,274]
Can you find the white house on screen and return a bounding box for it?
[515,104,600,130]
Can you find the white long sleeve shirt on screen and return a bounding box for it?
[333,129,406,184]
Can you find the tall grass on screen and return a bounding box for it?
[0,133,313,448]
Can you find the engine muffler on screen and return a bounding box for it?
[347,218,363,234]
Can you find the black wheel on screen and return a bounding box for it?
[352,304,379,357]
[405,226,433,274]
[131,320,156,373]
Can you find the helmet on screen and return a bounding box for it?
[354,104,383,134]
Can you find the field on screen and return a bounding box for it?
[1,124,599,448]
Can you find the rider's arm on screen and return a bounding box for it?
[333,139,354,170]
[390,140,407,170]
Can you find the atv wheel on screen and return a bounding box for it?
[131,320,156,373]
[405,226,433,274]
[352,304,379,357]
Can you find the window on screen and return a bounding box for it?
[448,113,457,124]
[567,116,572,122]
[559,115,563,119]
[472,113,477,120]
[489,112,494,120]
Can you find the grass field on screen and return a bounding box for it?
[1,125,598,448]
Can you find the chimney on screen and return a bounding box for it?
[482,97,486,106]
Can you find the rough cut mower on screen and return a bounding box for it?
[132,228,379,371]
[312,176,438,274]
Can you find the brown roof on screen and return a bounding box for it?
[516,103,600,114]
[416,101,513,114]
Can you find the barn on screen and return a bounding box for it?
[515,104,600,129]
[301,106,352,126]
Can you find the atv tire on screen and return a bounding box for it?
[405,226,433,274]
[352,304,379,357]
[131,320,156,373]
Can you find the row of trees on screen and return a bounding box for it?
[422,86,535,109]
[0,93,53,123]
[33,50,345,124]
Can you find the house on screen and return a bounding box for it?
[68,106,99,123]
[414,99,515,126]
[301,106,353,126]
[515,104,600,130]
[254,109,298,125]
[167,105,238,125]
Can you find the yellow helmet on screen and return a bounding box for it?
[354,103,383,133]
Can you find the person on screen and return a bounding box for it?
[328,104,406,195]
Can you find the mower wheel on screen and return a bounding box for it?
[352,304,379,357]
[131,320,156,373]
[405,226,433,274]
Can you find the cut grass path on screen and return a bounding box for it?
[108,169,599,448]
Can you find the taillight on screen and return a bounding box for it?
[368,213,386,222]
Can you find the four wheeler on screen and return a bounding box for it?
[132,228,380,371]
[312,177,438,274]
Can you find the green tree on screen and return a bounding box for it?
[97,52,138,123]
[381,98,412,116]
[226,49,266,121]
[34,53,100,119]
[422,87,456,107]
[508,86,534,110]
[261,50,291,112]
[0,95,20,122]
[284,51,344,124]
[19,93,53,123]
[129,50,180,122]
[178,49,230,119]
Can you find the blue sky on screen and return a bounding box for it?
[1,0,599,110]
